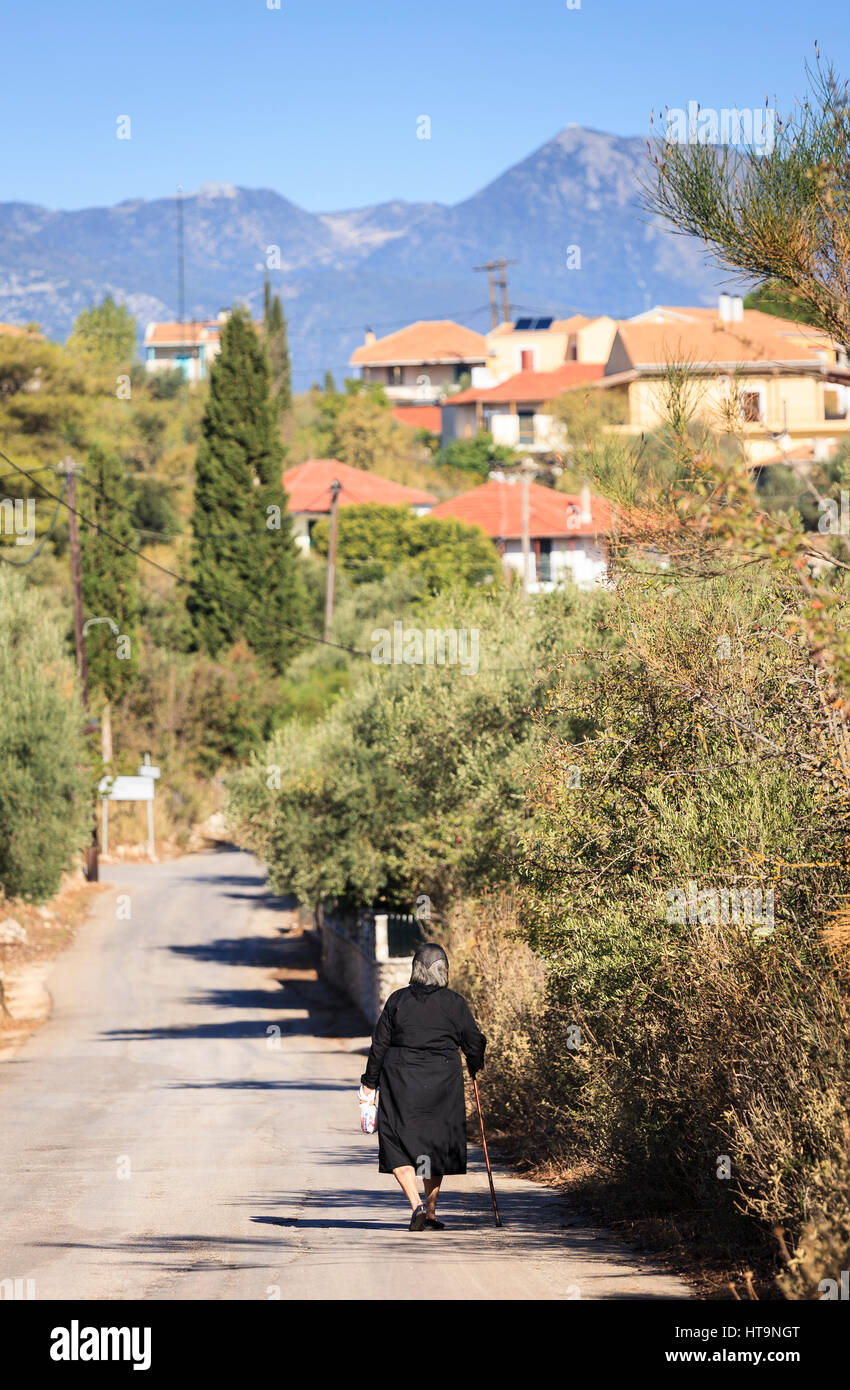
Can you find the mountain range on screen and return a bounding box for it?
[0,126,739,388]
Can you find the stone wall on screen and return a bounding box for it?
[317,910,412,1025]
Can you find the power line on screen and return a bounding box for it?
[0,447,616,680]
[0,474,68,567]
[0,449,371,659]
[0,462,62,486]
[305,304,495,338]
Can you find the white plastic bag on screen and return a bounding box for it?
[358,1084,378,1134]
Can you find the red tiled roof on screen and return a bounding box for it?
[447,363,605,406]
[430,478,613,539]
[350,320,488,366]
[391,405,442,432]
[282,459,437,513]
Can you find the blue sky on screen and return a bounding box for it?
[3,1,838,211]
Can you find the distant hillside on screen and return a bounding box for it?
[0,127,740,388]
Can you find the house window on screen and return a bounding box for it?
[740,390,763,423]
[518,410,535,445]
[824,385,848,420]
[390,366,403,386]
[537,539,552,583]
[520,349,535,370]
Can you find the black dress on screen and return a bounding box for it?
[360,983,487,1176]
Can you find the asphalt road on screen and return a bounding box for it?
[0,849,690,1300]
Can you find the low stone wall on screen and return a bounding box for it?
[318,911,412,1024]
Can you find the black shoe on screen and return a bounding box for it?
[409,1204,427,1231]
[425,1216,445,1230]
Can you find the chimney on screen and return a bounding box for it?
[731,295,744,322]
[579,483,592,525]
[718,293,732,323]
[364,328,376,346]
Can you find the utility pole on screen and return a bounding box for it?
[473,262,500,331]
[62,455,98,881]
[496,257,517,324]
[474,259,518,329]
[63,457,89,707]
[324,478,342,641]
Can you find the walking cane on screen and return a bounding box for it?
[470,1068,502,1227]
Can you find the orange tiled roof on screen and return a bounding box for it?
[649,305,830,339]
[430,478,612,540]
[549,315,592,333]
[756,442,819,467]
[448,363,605,406]
[391,405,442,432]
[613,317,826,369]
[282,459,437,513]
[0,322,41,338]
[145,321,222,345]
[350,320,488,366]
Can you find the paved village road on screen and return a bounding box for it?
[0,849,691,1300]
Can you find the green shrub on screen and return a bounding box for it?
[507,570,850,1286]
[226,584,613,912]
[0,570,91,900]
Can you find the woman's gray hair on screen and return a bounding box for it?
[410,942,448,988]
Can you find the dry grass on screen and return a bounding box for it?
[440,889,850,1301]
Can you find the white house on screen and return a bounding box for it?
[440,363,606,455]
[430,476,612,591]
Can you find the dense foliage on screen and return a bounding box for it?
[226,585,612,912]
[187,308,305,673]
[0,570,91,900]
[310,504,501,593]
[80,443,140,700]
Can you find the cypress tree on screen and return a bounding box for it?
[263,277,292,415]
[80,443,139,701]
[187,307,304,672]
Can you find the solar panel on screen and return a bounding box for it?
[513,316,554,331]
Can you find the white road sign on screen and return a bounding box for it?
[98,775,154,802]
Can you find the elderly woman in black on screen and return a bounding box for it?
[359,942,487,1230]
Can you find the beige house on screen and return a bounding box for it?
[599,298,850,464]
[485,314,617,381]
[349,320,488,403]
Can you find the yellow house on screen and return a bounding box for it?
[485,314,617,380]
[598,299,850,464]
